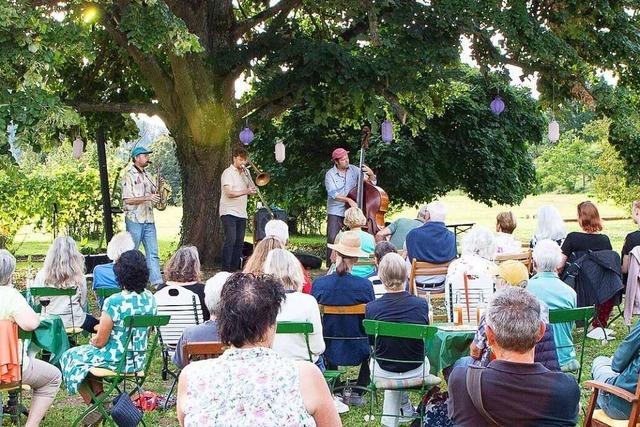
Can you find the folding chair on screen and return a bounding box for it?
[445,274,495,324]
[584,375,640,427]
[409,259,452,322]
[318,304,368,394]
[154,286,203,381]
[276,321,315,362]
[363,319,441,426]
[0,324,32,427]
[182,342,226,365]
[495,250,533,274]
[548,306,595,382]
[94,288,120,309]
[28,287,84,335]
[72,314,170,427]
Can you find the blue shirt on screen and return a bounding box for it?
[405,221,456,263]
[605,319,640,417]
[365,291,428,372]
[324,164,360,216]
[527,272,577,366]
[93,263,119,307]
[352,230,376,278]
[311,272,375,365]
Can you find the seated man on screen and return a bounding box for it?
[448,287,580,426]
[172,272,230,369]
[527,239,578,372]
[405,201,456,291]
[92,232,134,307]
[375,205,427,249]
[591,320,640,419]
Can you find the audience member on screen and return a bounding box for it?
[447,287,580,426]
[375,205,427,249]
[172,271,231,369]
[92,232,134,307]
[264,219,313,293]
[621,200,640,283]
[528,239,578,372]
[332,208,375,278]
[405,201,456,291]
[530,205,567,248]
[157,246,210,321]
[242,236,284,275]
[263,249,325,368]
[60,250,157,425]
[369,241,397,294]
[177,273,340,426]
[312,231,375,406]
[34,236,98,333]
[445,226,496,293]
[0,250,62,427]
[365,253,429,426]
[494,211,521,254]
[591,319,640,420]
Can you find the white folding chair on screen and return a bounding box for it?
[445,273,495,324]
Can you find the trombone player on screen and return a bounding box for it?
[219,146,257,271]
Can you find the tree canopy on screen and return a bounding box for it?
[1,0,639,264]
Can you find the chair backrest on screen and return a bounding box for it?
[363,319,437,369]
[183,341,226,365]
[445,274,494,324]
[117,314,171,375]
[276,321,314,362]
[355,254,376,267]
[319,304,367,315]
[549,306,595,323]
[28,286,79,329]
[155,286,204,347]
[409,259,452,295]
[495,250,533,273]
[95,288,120,299]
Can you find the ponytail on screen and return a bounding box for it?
[336,255,356,276]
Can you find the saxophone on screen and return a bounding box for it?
[154,169,172,211]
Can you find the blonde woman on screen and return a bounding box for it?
[242,236,284,275]
[34,236,98,332]
[332,207,375,278]
[263,249,325,369]
[494,211,521,254]
[157,246,210,320]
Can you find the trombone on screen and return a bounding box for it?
[242,161,274,218]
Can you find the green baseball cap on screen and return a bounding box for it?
[131,146,153,160]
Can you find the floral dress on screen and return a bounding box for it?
[60,290,157,393]
[182,347,316,427]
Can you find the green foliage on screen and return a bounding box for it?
[0,158,31,248]
[150,135,182,205]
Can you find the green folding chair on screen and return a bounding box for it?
[275,321,343,390]
[28,287,84,335]
[94,288,121,309]
[549,305,596,382]
[72,314,171,427]
[363,319,441,426]
[0,327,32,427]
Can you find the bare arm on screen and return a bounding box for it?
[14,307,40,331]
[176,364,192,426]
[90,312,114,348]
[223,184,256,198]
[376,227,391,242]
[297,361,342,426]
[124,194,160,206]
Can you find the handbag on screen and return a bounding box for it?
[110,392,143,427]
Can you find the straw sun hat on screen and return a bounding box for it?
[327,230,368,258]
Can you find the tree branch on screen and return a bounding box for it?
[69,101,163,115]
[234,0,302,39]
[375,85,408,124]
[243,92,300,126]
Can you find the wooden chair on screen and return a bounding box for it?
[495,250,533,274]
[182,341,226,365]
[409,259,452,322]
[584,376,640,427]
[319,304,367,315]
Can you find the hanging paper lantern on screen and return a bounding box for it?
[72,136,84,159]
[490,96,505,116]
[239,127,254,145]
[275,140,286,163]
[381,119,393,143]
[548,119,560,142]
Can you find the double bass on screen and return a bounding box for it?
[346,126,389,235]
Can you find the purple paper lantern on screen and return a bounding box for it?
[239,127,254,145]
[381,119,393,143]
[490,96,505,116]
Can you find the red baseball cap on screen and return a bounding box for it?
[331,148,349,161]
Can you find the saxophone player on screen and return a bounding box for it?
[219,146,257,271]
[122,146,163,286]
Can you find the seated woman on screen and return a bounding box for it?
[172,271,231,369]
[92,231,135,307]
[365,252,429,426]
[330,207,375,278]
[0,250,62,427]
[530,205,567,248]
[157,246,210,321]
[60,250,157,418]
[494,211,521,254]
[242,236,284,275]
[312,231,375,407]
[34,236,98,333]
[177,273,340,426]
[621,200,640,282]
[560,201,613,328]
[263,249,325,368]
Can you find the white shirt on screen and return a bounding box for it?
[219,165,250,218]
[494,232,522,255]
[272,292,325,362]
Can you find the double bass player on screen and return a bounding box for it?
[324,147,377,267]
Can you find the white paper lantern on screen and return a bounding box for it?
[72,136,84,159]
[548,120,560,142]
[275,140,286,163]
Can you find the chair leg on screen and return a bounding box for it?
[584,388,599,427]
[164,375,179,410]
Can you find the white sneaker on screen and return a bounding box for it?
[587,327,615,340]
[333,396,349,414]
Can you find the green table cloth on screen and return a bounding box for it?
[427,325,476,375]
[29,315,70,366]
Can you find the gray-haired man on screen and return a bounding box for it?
[447,287,580,426]
[375,205,428,249]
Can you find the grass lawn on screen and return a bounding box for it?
[4,191,637,426]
